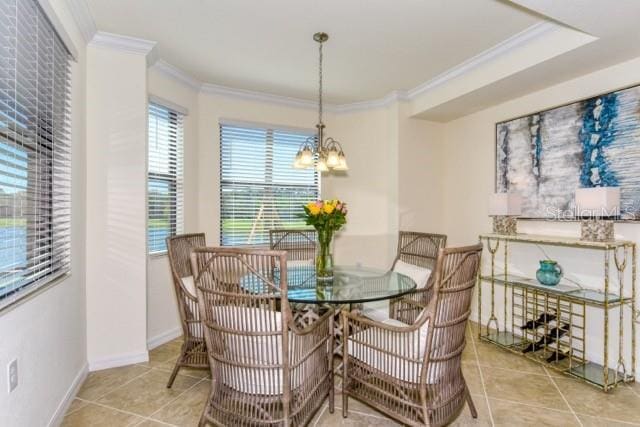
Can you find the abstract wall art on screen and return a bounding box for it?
[496,84,640,219]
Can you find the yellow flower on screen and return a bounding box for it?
[307,202,321,215]
[323,203,335,214]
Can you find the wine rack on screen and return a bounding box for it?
[478,233,636,392]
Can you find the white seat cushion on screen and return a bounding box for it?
[287,258,314,268]
[393,260,432,289]
[362,262,432,322]
[212,306,293,395]
[362,306,390,323]
[180,275,196,298]
[348,316,441,383]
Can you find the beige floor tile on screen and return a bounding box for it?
[150,379,210,425]
[578,413,640,427]
[337,395,388,416]
[61,402,144,427]
[462,363,484,396]
[140,341,184,368]
[77,365,151,401]
[626,381,640,397]
[156,358,211,379]
[554,377,640,424]
[65,398,89,415]
[462,343,477,364]
[449,394,492,427]
[489,398,579,426]
[97,369,200,417]
[475,340,546,374]
[135,419,178,427]
[481,366,569,410]
[316,407,400,426]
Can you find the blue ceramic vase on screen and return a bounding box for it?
[536,260,563,286]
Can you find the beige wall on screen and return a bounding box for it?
[0,1,88,426]
[322,105,400,267]
[441,55,640,370]
[85,43,149,369]
[398,104,445,233]
[196,92,318,243]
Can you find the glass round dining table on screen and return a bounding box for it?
[280,265,417,305]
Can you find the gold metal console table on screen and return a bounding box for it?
[478,233,636,392]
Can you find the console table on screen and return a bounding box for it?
[478,233,636,392]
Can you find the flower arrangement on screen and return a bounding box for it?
[301,199,347,279]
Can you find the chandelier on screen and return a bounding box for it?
[293,32,348,172]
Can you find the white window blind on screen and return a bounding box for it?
[147,102,184,253]
[0,0,72,305]
[220,122,319,246]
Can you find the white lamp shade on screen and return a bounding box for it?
[488,193,522,216]
[575,187,620,217]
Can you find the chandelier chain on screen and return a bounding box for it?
[318,40,323,128]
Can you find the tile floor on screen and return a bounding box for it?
[62,323,640,426]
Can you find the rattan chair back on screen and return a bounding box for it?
[191,246,334,425]
[164,233,208,387]
[269,229,316,262]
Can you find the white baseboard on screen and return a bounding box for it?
[88,351,149,372]
[48,362,88,427]
[147,326,183,350]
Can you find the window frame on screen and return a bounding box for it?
[147,101,185,255]
[218,120,320,247]
[0,0,73,312]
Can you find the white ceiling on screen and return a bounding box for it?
[85,0,542,104]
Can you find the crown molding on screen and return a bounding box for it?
[190,23,558,114]
[333,90,410,113]
[151,60,202,92]
[407,21,556,99]
[200,82,326,111]
[84,19,560,115]
[89,31,157,57]
[66,0,97,43]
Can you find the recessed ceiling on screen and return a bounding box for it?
[85,0,543,104]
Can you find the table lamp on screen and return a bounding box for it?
[489,193,522,235]
[575,187,620,241]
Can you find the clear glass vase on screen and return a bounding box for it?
[315,228,334,280]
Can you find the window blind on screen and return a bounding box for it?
[148,102,184,253]
[0,0,72,304]
[220,123,319,246]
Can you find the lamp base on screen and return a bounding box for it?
[580,219,614,242]
[492,216,518,235]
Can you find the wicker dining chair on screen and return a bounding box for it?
[269,228,316,264]
[165,233,209,388]
[342,243,483,427]
[191,247,334,426]
[363,231,447,323]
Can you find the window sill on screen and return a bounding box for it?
[149,251,168,259]
[0,272,71,316]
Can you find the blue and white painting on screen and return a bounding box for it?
[496,85,640,219]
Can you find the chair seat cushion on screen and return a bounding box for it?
[361,262,432,322]
[287,258,314,268]
[362,306,390,323]
[393,260,432,289]
[348,317,440,383]
[213,306,293,395]
[181,275,196,298]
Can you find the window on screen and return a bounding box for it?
[220,122,319,246]
[0,0,72,305]
[147,102,184,253]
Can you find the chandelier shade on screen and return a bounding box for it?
[293,32,348,172]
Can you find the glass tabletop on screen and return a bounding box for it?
[241,265,417,304]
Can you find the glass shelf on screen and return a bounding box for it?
[480,233,634,250]
[480,332,629,388]
[480,274,629,306]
